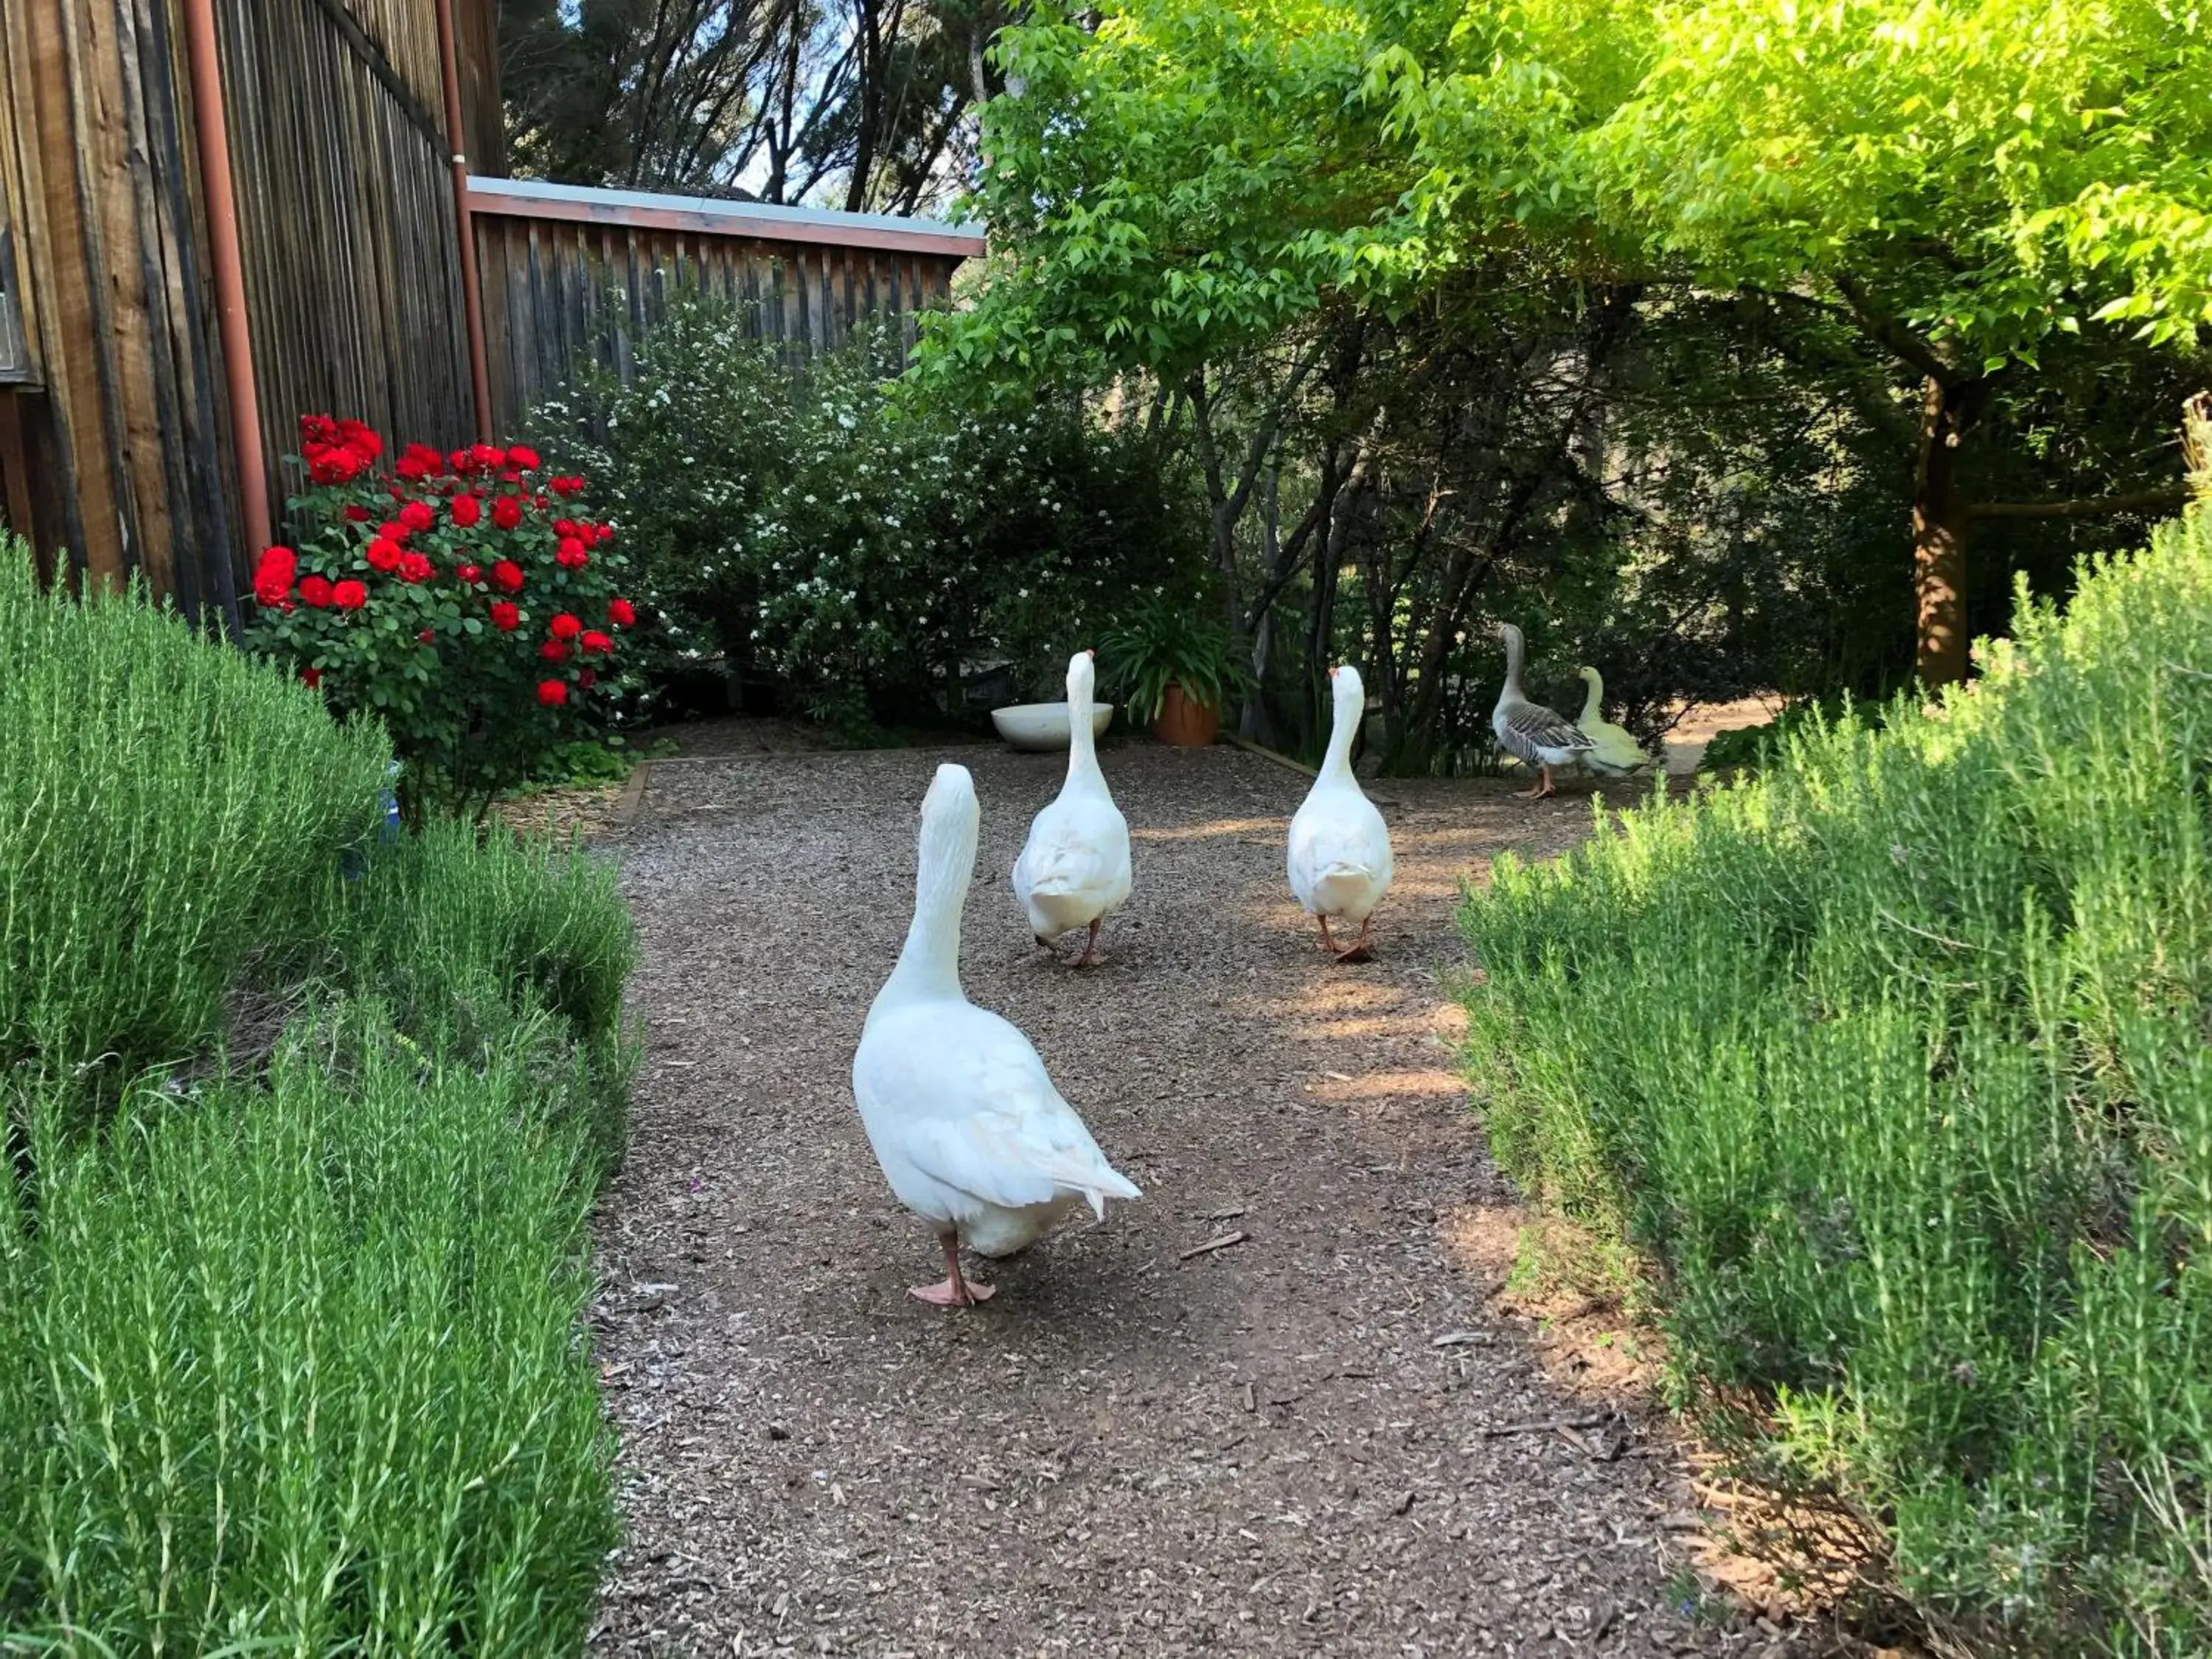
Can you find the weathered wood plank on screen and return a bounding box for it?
[2,0,490,616]
[0,391,34,540]
[19,0,129,588]
[470,195,970,431]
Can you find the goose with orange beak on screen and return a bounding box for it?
[1287,663,1394,961]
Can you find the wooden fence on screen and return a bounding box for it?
[218,0,481,529]
[0,0,245,615]
[0,0,498,627]
[469,178,981,437]
[0,1,978,622]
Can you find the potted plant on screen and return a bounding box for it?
[1100,596,1239,746]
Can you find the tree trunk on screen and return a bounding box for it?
[1185,340,1326,651]
[1301,426,1380,748]
[1242,464,1282,742]
[968,14,992,170]
[844,0,887,212]
[1181,372,1245,637]
[1911,374,1974,687]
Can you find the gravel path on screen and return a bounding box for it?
[588,737,1789,1658]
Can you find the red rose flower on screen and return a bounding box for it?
[365,537,402,573]
[490,495,523,531]
[455,563,482,585]
[556,540,589,570]
[397,552,434,583]
[537,679,567,707]
[507,444,542,470]
[490,559,524,594]
[344,504,373,523]
[417,627,436,644]
[593,522,615,544]
[378,520,410,543]
[449,493,481,527]
[449,448,472,473]
[299,667,324,689]
[580,629,614,655]
[552,518,577,538]
[469,442,507,471]
[489,599,521,631]
[336,419,383,460]
[298,574,334,608]
[541,639,570,662]
[607,597,636,627]
[307,448,361,485]
[549,475,585,497]
[300,415,338,447]
[549,612,582,641]
[398,500,437,532]
[333,579,369,611]
[251,545,297,607]
[577,669,597,689]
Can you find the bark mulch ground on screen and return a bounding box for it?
[586,728,1857,1659]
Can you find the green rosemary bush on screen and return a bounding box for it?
[1458,507,2212,1652]
[0,540,633,1651]
[0,543,389,1081]
[333,818,639,1174]
[0,1019,616,1653]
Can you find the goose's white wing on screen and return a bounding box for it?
[1287,783,1394,921]
[1012,794,1132,937]
[854,1001,1139,1225]
[1582,715,1652,773]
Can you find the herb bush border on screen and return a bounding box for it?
[0,540,635,1651]
[1458,504,2212,1652]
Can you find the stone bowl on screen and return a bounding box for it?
[990,700,1114,751]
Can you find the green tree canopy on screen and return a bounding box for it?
[923,0,2208,689]
[1590,0,2212,358]
[939,0,2210,372]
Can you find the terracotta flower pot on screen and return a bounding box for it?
[1152,681,1220,747]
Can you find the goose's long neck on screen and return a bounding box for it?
[1322,675,1360,784]
[1065,672,1106,795]
[1579,668,1602,723]
[883,807,973,1006]
[1501,630,1527,701]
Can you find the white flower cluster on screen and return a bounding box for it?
[525,307,1201,709]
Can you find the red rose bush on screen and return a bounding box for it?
[243,414,638,814]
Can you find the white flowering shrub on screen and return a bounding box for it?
[537,305,1199,732]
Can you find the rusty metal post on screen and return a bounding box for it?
[434,0,494,442]
[178,0,271,559]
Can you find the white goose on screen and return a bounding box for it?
[1011,650,1131,967]
[1287,664,1394,960]
[1493,622,1595,800]
[1574,667,1655,776]
[854,763,1141,1307]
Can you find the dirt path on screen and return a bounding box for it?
[588,738,1771,1658]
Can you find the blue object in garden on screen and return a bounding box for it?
[342,763,405,882]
